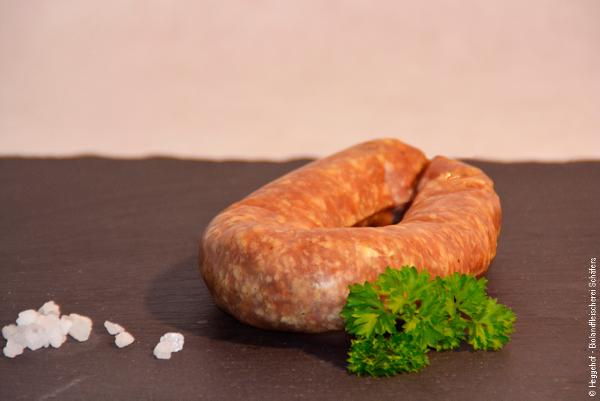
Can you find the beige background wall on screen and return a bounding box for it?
[1,0,598,161]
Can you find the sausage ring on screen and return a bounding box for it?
[200,139,501,332]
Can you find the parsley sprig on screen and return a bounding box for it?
[340,266,516,376]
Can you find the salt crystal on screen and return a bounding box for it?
[153,341,173,360]
[3,338,25,358]
[66,313,92,342]
[115,331,134,348]
[153,332,185,360]
[48,329,67,348]
[59,315,73,335]
[104,321,125,335]
[16,309,38,326]
[104,320,133,349]
[159,332,185,352]
[2,301,94,358]
[38,301,60,316]
[8,325,27,347]
[42,315,67,348]
[32,314,63,348]
[23,324,49,350]
[34,313,56,327]
[2,324,17,340]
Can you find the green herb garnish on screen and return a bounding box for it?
[340,266,516,376]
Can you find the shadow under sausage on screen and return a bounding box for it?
[144,254,350,371]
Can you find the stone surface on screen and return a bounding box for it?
[1,157,598,400]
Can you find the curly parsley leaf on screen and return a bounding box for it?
[375,266,431,314]
[339,282,396,337]
[340,266,516,376]
[347,333,429,377]
[440,273,489,318]
[467,297,516,350]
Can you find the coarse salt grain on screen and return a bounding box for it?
[15,309,38,326]
[104,321,125,336]
[2,324,17,340]
[23,324,48,350]
[3,338,24,358]
[160,332,185,352]
[38,301,60,316]
[153,332,185,360]
[35,314,67,348]
[115,331,135,348]
[153,341,173,360]
[59,316,73,335]
[3,302,186,360]
[66,313,93,342]
[2,301,93,358]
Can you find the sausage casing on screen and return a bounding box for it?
[200,139,501,332]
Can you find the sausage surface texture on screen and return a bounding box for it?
[200,139,502,332]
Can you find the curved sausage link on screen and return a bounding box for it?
[200,139,501,332]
